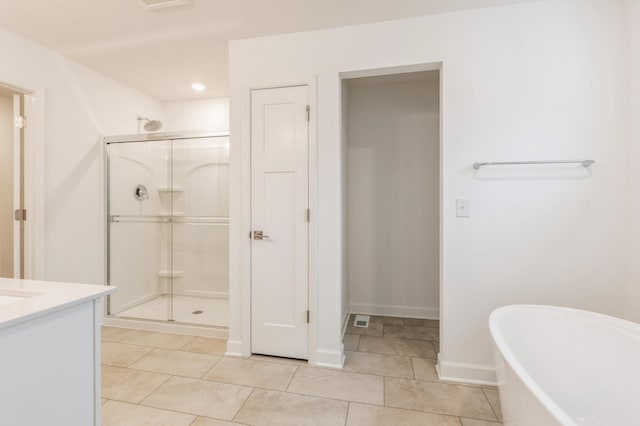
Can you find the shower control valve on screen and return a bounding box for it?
[134,184,149,201]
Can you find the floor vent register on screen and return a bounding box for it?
[353,315,370,328]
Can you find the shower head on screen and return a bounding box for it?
[137,116,163,133]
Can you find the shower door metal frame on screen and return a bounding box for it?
[104,131,229,323]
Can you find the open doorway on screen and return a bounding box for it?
[341,69,441,353]
[0,85,22,279]
[0,83,43,280]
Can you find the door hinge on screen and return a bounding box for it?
[306,209,310,222]
[14,116,26,129]
[306,310,310,323]
[306,105,310,122]
[14,209,26,221]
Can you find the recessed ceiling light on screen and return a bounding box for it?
[192,83,206,92]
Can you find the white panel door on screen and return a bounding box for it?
[251,85,309,359]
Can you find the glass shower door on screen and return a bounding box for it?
[107,140,172,321]
[107,135,230,326]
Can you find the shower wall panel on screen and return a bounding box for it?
[168,138,229,299]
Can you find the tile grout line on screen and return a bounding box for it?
[260,386,383,406]
[134,373,174,406]
[125,379,256,421]
[198,354,225,379]
[378,376,501,421]
[410,357,416,380]
[178,335,198,350]
[231,387,255,422]
[344,401,351,426]
[102,338,227,355]
[348,401,471,423]
[123,349,155,368]
[353,346,438,360]
[105,398,201,421]
[118,390,480,426]
[382,374,386,407]
[129,397,243,422]
[284,365,299,392]
[112,358,220,382]
[481,387,501,422]
[120,361,302,394]
[343,348,486,390]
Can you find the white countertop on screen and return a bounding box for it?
[0,278,116,330]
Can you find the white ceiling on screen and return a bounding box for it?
[0,0,535,101]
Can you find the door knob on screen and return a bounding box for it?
[253,230,270,240]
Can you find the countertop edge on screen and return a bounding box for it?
[0,281,116,331]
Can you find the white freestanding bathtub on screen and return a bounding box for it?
[489,305,640,426]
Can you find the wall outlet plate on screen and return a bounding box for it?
[456,198,470,217]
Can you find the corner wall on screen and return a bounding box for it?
[624,0,640,322]
[0,25,163,285]
[340,80,350,329]
[162,98,229,133]
[229,0,630,379]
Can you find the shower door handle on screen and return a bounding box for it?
[253,230,270,240]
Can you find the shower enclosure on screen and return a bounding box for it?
[105,132,229,327]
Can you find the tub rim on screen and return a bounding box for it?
[489,304,640,426]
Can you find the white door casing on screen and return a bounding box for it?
[22,93,37,279]
[12,94,21,278]
[250,85,309,359]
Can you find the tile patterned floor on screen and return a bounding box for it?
[101,315,503,425]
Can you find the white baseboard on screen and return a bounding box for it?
[225,339,248,357]
[102,317,228,339]
[350,303,439,320]
[312,348,345,369]
[437,356,497,386]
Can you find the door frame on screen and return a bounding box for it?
[339,61,444,364]
[12,93,21,278]
[1,82,46,280]
[232,78,317,363]
[23,91,46,280]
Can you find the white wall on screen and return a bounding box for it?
[229,0,630,379]
[624,0,640,322]
[0,94,12,277]
[345,74,439,320]
[340,81,349,327]
[162,98,229,133]
[0,25,163,285]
